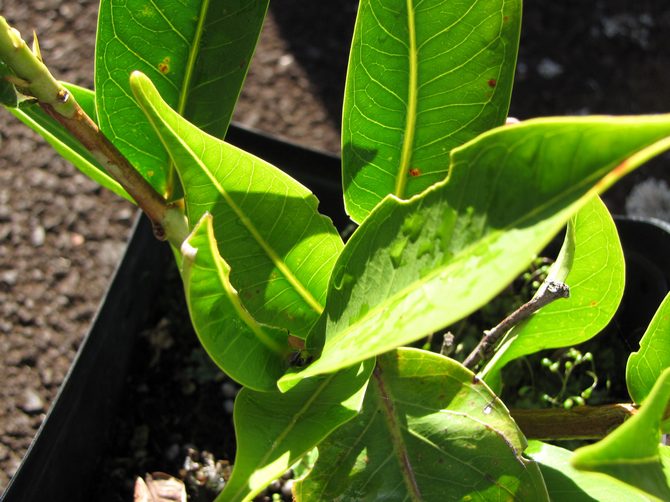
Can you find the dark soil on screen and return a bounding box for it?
[2,0,670,495]
[93,261,237,501]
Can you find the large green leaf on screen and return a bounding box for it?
[342,0,521,223]
[218,360,374,502]
[627,293,670,405]
[526,441,651,501]
[296,349,547,501]
[481,196,625,383]
[6,84,132,202]
[130,72,343,337]
[572,367,670,500]
[279,116,670,389]
[95,0,268,197]
[181,213,289,392]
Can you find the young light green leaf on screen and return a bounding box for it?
[95,0,269,197]
[295,349,548,501]
[181,213,289,392]
[6,84,132,202]
[280,115,670,389]
[218,359,374,502]
[572,367,670,500]
[481,196,625,383]
[627,293,670,405]
[526,441,652,501]
[342,0,521,223]
[130,72,343,338]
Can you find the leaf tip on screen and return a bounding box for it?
[128,70,153,100]
[277,372,301,393]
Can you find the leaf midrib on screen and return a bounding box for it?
[165,0,211,198]
[177,0,210,116]
[394,0,419,199]
[373,366,422,501]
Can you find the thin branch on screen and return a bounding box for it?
[510,403,638,440]
[0,17,188,246]
[463,280,570,370]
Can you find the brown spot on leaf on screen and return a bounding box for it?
[487,79,497,88]
[158,57,171,75]
[408,167,421,177]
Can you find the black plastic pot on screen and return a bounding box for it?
[2,126,670,500]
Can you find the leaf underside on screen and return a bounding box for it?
[482,195,625,383]
[526,441,650,501]
[296,349,548,501]
[181,213,289,392]
[131,72,343,338]
[342,0,521,222]
[219,359,374,502]
[95,0,269,196]
[279,115,670,389]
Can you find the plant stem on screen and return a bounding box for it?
[0,17,188,247]
[510,403,637,440]
[463,280,570,370]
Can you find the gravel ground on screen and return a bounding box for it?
[1,0,670,493]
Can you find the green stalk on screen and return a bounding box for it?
[0,16,188,247]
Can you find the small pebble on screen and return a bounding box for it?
[278,54,294,67]
[31,225,45,247]
[70,232,85,246]
[20,389,44,414]
[1,270,18,286]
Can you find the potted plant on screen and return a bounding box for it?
[2,0,670,500]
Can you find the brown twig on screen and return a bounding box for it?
[0,17,188,246]
[510,403,638,440]
[463,280,570,370]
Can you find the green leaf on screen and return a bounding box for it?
[95,0,269,197]
[6,83,132,202]
[481,196,625,383]
[342,0,521,223]
[181,213,289,392]
[130,72,343,338]
[572,367,670,500]
[627,293,670,405]
[296,349,548,501]
[526,441,652,501]
[280,116,670,389]
[218,359,374,502]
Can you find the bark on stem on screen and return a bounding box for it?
[0,16,188,246]
[464,281,570,370]
[510,403,638,440]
